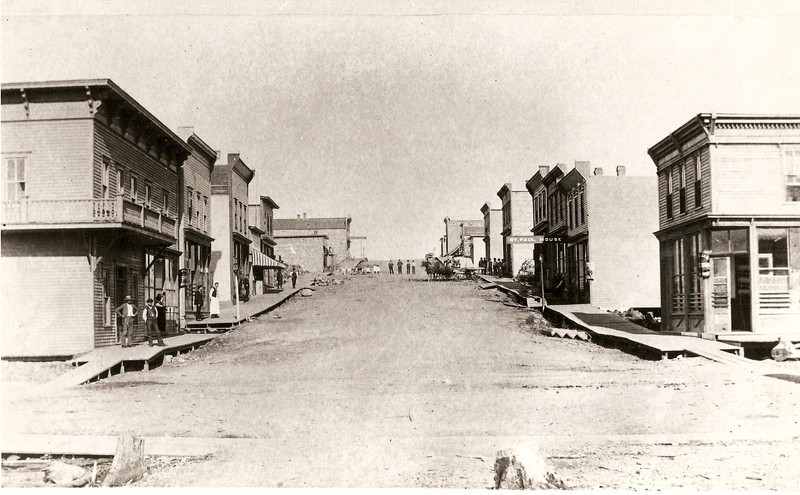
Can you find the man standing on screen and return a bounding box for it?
[115,295,138,348]
[397,259,403,275]
[276,269,284,289]
[193,285,205,321]
[291,268,298,289]
[388,260,394,274]
[406,260,411,274]
[142,297,165,347]
[209,282,221,318]
[411,261,416,274]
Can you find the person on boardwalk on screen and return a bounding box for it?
[142,297,165,347]
[193,285,205,321]
[276,269,284,289]
[291,268,298,288]
[397,260,403,275]
[406,260,411,274]
[209,282,221,318]
[388,260,394,274]
[155,293,167,336]
[115,295,138,348]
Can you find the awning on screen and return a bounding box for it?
[249,248,286,269]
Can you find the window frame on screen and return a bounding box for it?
[101,156,111,199]
[3,155,27,202]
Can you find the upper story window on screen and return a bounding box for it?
[187,187,194,225]
[4,156,27,201]
[101,157,111,199]
[196,191,202,227]
[693,153,702,208]
[234,199,240,231]
[129,174,139,202]
[243,204,248,232]
[665,167,674,219]
[116,168,125,196]
[203,196,208,231]
[784,147,800,201]
[579,190,585,225]
[678,160,686,214]
[144,181,152,207]
[162,190,169,215]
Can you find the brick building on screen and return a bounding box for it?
[210,153,254,304]
[177,127,216,327]
[1,79,190,357]
[496,183,534,277]
[248,196,283,293]
[480,203,503,266]
[274,215,351,268]
[649,114,800,339]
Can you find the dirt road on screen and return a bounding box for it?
[3,274,799,488]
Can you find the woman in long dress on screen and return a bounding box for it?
[209,282,221,318]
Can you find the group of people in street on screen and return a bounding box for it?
[192,282,221,321]
[387,259,416,275]
[479,257,507,278]
[114,292,169,347]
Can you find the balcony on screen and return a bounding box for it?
[1,195,177,240]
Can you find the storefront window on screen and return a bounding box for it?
[688,233,703,312]
[672,238,685,313]
[711,228,748,254]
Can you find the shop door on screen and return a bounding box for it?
[731,254,752,331]
[711,257,731,332]
[114,266,128,343]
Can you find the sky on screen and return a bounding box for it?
[3,0,800,259]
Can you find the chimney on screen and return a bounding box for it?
[227,153,240,166]
[616,165,626,176]
[593,167,604,176]
[574,161,590,177]
[539,165,550,177]
[214,150,221,162]
[303,213,307,219]
[176,126,194,140]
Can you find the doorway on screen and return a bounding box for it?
[114,265,127,343]
[711,256,752,333]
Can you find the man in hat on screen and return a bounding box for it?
[114,295,138,348]
[142,297,165,347]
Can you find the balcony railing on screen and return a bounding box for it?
[2,195,177,239]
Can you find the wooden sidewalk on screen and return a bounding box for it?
[185,287,302,332]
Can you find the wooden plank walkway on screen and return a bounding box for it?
[185,287,301,332]
[546,304,743,360]
[44,334,218,389]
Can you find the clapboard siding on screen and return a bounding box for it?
[658,146,712,230]
[183,149,213,236]
[1,232,93,357]
[93,122,180,218]
[712,144,800,216]
[1,119,93,201]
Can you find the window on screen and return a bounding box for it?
[234,199,239,231]
[243,204,248,231]
[196,191,201,227]
[4,156,26,201]
[579,191,585,225]
[678,160,686,214]
[130,174,139,202]
[163,190,169,215]
[693,153,702,208]
[784,148,800,202]
[665,168,674,219]
[187,187,194,225]
[101,157,111,199]
[672,238,685,313]
[116,168,125,196]
[688,233,703,312]
[145,181,152,207]
[203,196,208,231]
[102,266,111,326]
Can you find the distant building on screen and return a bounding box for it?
[248,196,283,293]
[480,203,503,265]
[649,114,800,339]
[1,79,190,357]
[210,153,255,304]
[274,233,329,273]
[350,235,367,259]
[442,217,483,257]
[274,215,351,268]
[497,183,534,277]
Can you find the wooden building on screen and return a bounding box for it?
[497,183,534,278]
[648,114,800,341]
[248,196,284,293]
[1,79,190,357]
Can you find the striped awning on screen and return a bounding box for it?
[250,248,286,269]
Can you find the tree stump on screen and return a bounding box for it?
[101,434,146,487]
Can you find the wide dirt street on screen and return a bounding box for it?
[3,274,800,489]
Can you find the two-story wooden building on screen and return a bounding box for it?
[648,114,800,341]
[210,153,255,304]
[248,195,284,293]
[177,127,216,327]
[497,183,534,277]
[480,203,503,266]
[1,79,190,358]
